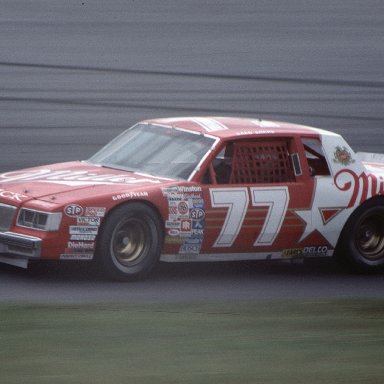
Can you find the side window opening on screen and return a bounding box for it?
[302,138,331,176]
[203,139,296,184]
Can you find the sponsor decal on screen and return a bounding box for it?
[69,226,98,235]
[165,220,181,229]
[192,220,204,229]
[0,169,160,186]
[177,186,202,193]
[168,229,180,237]
[179,243,202,254]
[85,207,106,217]
[60,253,94,260]
[162,186,179,196]
[283,246,328,258]
[77,216,101,226]
[167,194,184,203]
[70,234,96,241]
[333,146,355,167]
[235,130,274,136]
[177,201,189,216]
[282,248,303,258]
[67,241,95,250]
[168,205,178,216]
[190,208,205,220]
[64,204,84,217]
[180,219,192,234]
[112,191,149,201]
[191,228,204,237]
[164,235,184,245]
[191,117,228,132]
[334,169,384,208]
[0,188,28,202]
[333,146,355,166]
[162,185,205,252]
[162,186,202,195]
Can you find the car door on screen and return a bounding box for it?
[200,137,317,260]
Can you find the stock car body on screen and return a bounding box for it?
[0,116,384,280]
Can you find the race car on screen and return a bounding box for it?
[0,116,383,280]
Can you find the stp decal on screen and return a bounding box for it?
[64,204,84,217]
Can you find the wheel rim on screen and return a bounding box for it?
[356,214,384,261]
[112,218,149,266]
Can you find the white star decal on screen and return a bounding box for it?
[295,178,353,247]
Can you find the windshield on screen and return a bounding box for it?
[88,123,216,180]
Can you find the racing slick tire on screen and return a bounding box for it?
[95,202,163,281]
[336,199,384,273]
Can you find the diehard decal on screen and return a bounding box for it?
[67,241,95,250]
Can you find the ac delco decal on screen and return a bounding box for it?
[283,246,328,258]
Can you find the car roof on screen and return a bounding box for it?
[144,116,338,140]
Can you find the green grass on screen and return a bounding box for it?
[1,300,384,383]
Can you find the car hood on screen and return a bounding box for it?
[0,161,165,204]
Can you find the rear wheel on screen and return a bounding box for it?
[336,200,384,273]
[96,203,162,281]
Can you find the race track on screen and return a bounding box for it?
[1,0,383,303]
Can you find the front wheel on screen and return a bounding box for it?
[336,200,384,273]
[95,203,163,281]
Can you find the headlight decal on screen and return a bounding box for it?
[17,209,62,231]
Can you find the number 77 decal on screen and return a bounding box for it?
[210,187,289,247]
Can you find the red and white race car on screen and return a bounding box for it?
[0,116,383,280]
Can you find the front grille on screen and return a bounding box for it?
[0,203,17,231]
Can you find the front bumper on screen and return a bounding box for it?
[0,232,42,267]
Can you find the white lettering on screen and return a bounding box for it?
[0,188,28,202]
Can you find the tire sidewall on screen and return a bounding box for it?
[339,200,384,272]
[96,202,162,280]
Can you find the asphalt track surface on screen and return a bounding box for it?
[0,0,383,303]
